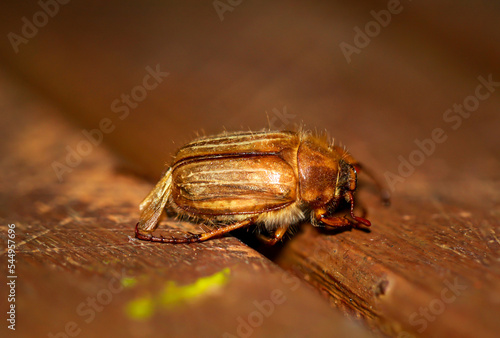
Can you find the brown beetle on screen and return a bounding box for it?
[135,130,389,244]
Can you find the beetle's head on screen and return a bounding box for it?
[337,159,357,194]
[336,160,371,227]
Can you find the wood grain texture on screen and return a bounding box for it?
[277,197,500,337]
[0,72,370,337]
[0,1,499,337]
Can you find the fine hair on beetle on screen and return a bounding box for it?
[135,128,390,245]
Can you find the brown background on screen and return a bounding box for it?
[0,1,499,337]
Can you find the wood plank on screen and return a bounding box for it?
[276,194,500,337]
[1,1,499,337]
[0,72,370,337]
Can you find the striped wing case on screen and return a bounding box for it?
[171,131,300,216]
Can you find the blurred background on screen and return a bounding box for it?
[1,0,498,182]
[1,1,500,337]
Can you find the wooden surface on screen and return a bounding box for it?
[1,1,500,337]
[0,74,370,337]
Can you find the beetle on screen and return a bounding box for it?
[135,130,389,244]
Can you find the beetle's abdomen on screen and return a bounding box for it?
[172,155,297,216]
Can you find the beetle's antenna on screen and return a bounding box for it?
[346,191,371,227]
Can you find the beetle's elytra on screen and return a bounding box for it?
[135,130,389,244]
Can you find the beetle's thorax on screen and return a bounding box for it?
[297,137,346,208]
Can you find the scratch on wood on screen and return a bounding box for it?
[1,228,52,255]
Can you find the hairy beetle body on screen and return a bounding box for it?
[135,130,388,244]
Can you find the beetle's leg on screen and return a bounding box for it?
[315,206,351,227]
[346,191,371,227]
[320,215,369,229]
[258,226,289,245]
[320,215,352,227]
[317,192,371,228]
[135,218,255,244]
